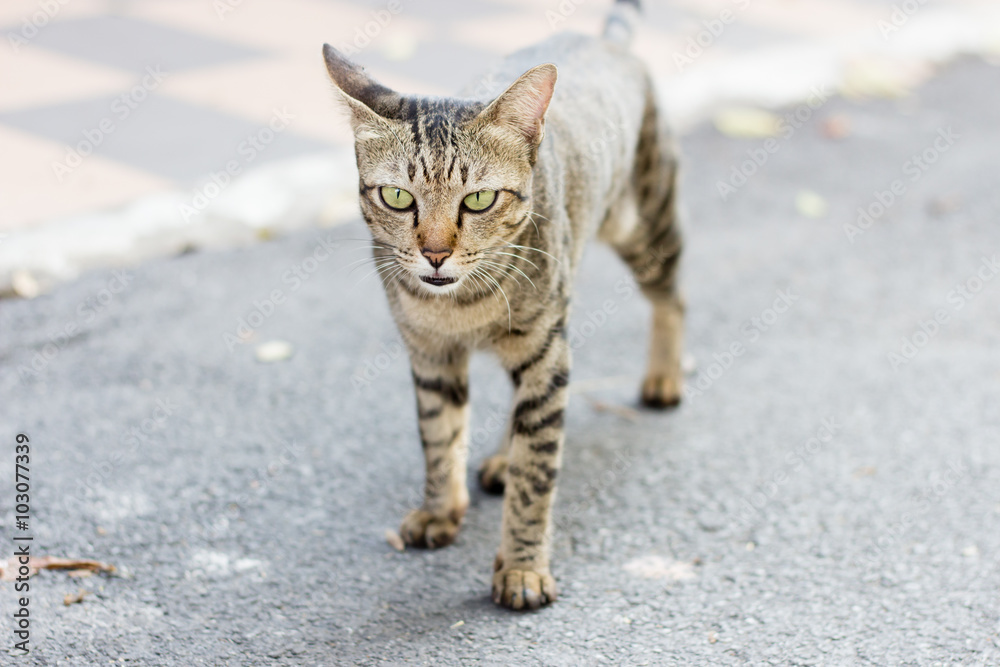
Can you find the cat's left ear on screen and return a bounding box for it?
[473,64,558,148]
[322,44,401,135]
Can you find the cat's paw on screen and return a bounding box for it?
[640,374,682,409]
[477,455,508,494]
[491,556,557,610]
[399,509,463,549]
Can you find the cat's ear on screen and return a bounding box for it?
[322,44,400,136]
[473,64,558,147]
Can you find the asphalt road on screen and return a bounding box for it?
[2,58,999,666]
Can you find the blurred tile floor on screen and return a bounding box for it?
[1,0,997,233]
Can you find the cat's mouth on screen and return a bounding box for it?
[420,274,457,287]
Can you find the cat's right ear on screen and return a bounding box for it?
[471,64,557,149]
[322,44,399,138]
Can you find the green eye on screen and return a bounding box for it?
[463,190,496,211]
[380,186,414,210]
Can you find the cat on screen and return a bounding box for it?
[323,0,683,610]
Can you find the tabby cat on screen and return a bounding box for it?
[323,0,683,610]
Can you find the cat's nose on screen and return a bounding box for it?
[421,247,452,269]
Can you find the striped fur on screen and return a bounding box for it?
[323,0,683,610]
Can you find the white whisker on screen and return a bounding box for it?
[355,259,401,285]
[486,250,540,270]
[464,269,489,299]
[506,243,561,264]
[345,254,394,272]
[477,265,512,332]
[470,265,500,305]
[380,264,408,288]
[348,257,397,276]
[481,259,536,291]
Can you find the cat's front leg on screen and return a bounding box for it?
[398,347,471,549]
[493,320,570,609]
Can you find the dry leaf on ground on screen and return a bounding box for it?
[841,57,931,99]
[67,570,94,578]
[713,107,781,138]
[584,396,639,421]
[63,590,90,606]
[0,556,116,582]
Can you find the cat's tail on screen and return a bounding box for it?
[603,0,640,47]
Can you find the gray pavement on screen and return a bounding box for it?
[2,58,999,666]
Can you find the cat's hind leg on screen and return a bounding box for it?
[614,111,685,408]
[640,293,684,407]
[477,421,511,495]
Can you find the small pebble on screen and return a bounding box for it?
[682,353,697,375]
[255,340,293,363]
[820,114,852,139]
[796,190,828,218]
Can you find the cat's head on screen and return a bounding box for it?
[323,45,556,295]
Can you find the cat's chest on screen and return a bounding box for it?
[394,285,508,343]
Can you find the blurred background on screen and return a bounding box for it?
[3,3,1000,663]
[1,0,998,297]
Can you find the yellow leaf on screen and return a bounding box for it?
[713,107,781,138]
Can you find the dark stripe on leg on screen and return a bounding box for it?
[513,409,564,436]
[509,321,565,386]
[512,370,569,421]
[413,373,468,405]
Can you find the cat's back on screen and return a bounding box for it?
[464,32,651,133]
